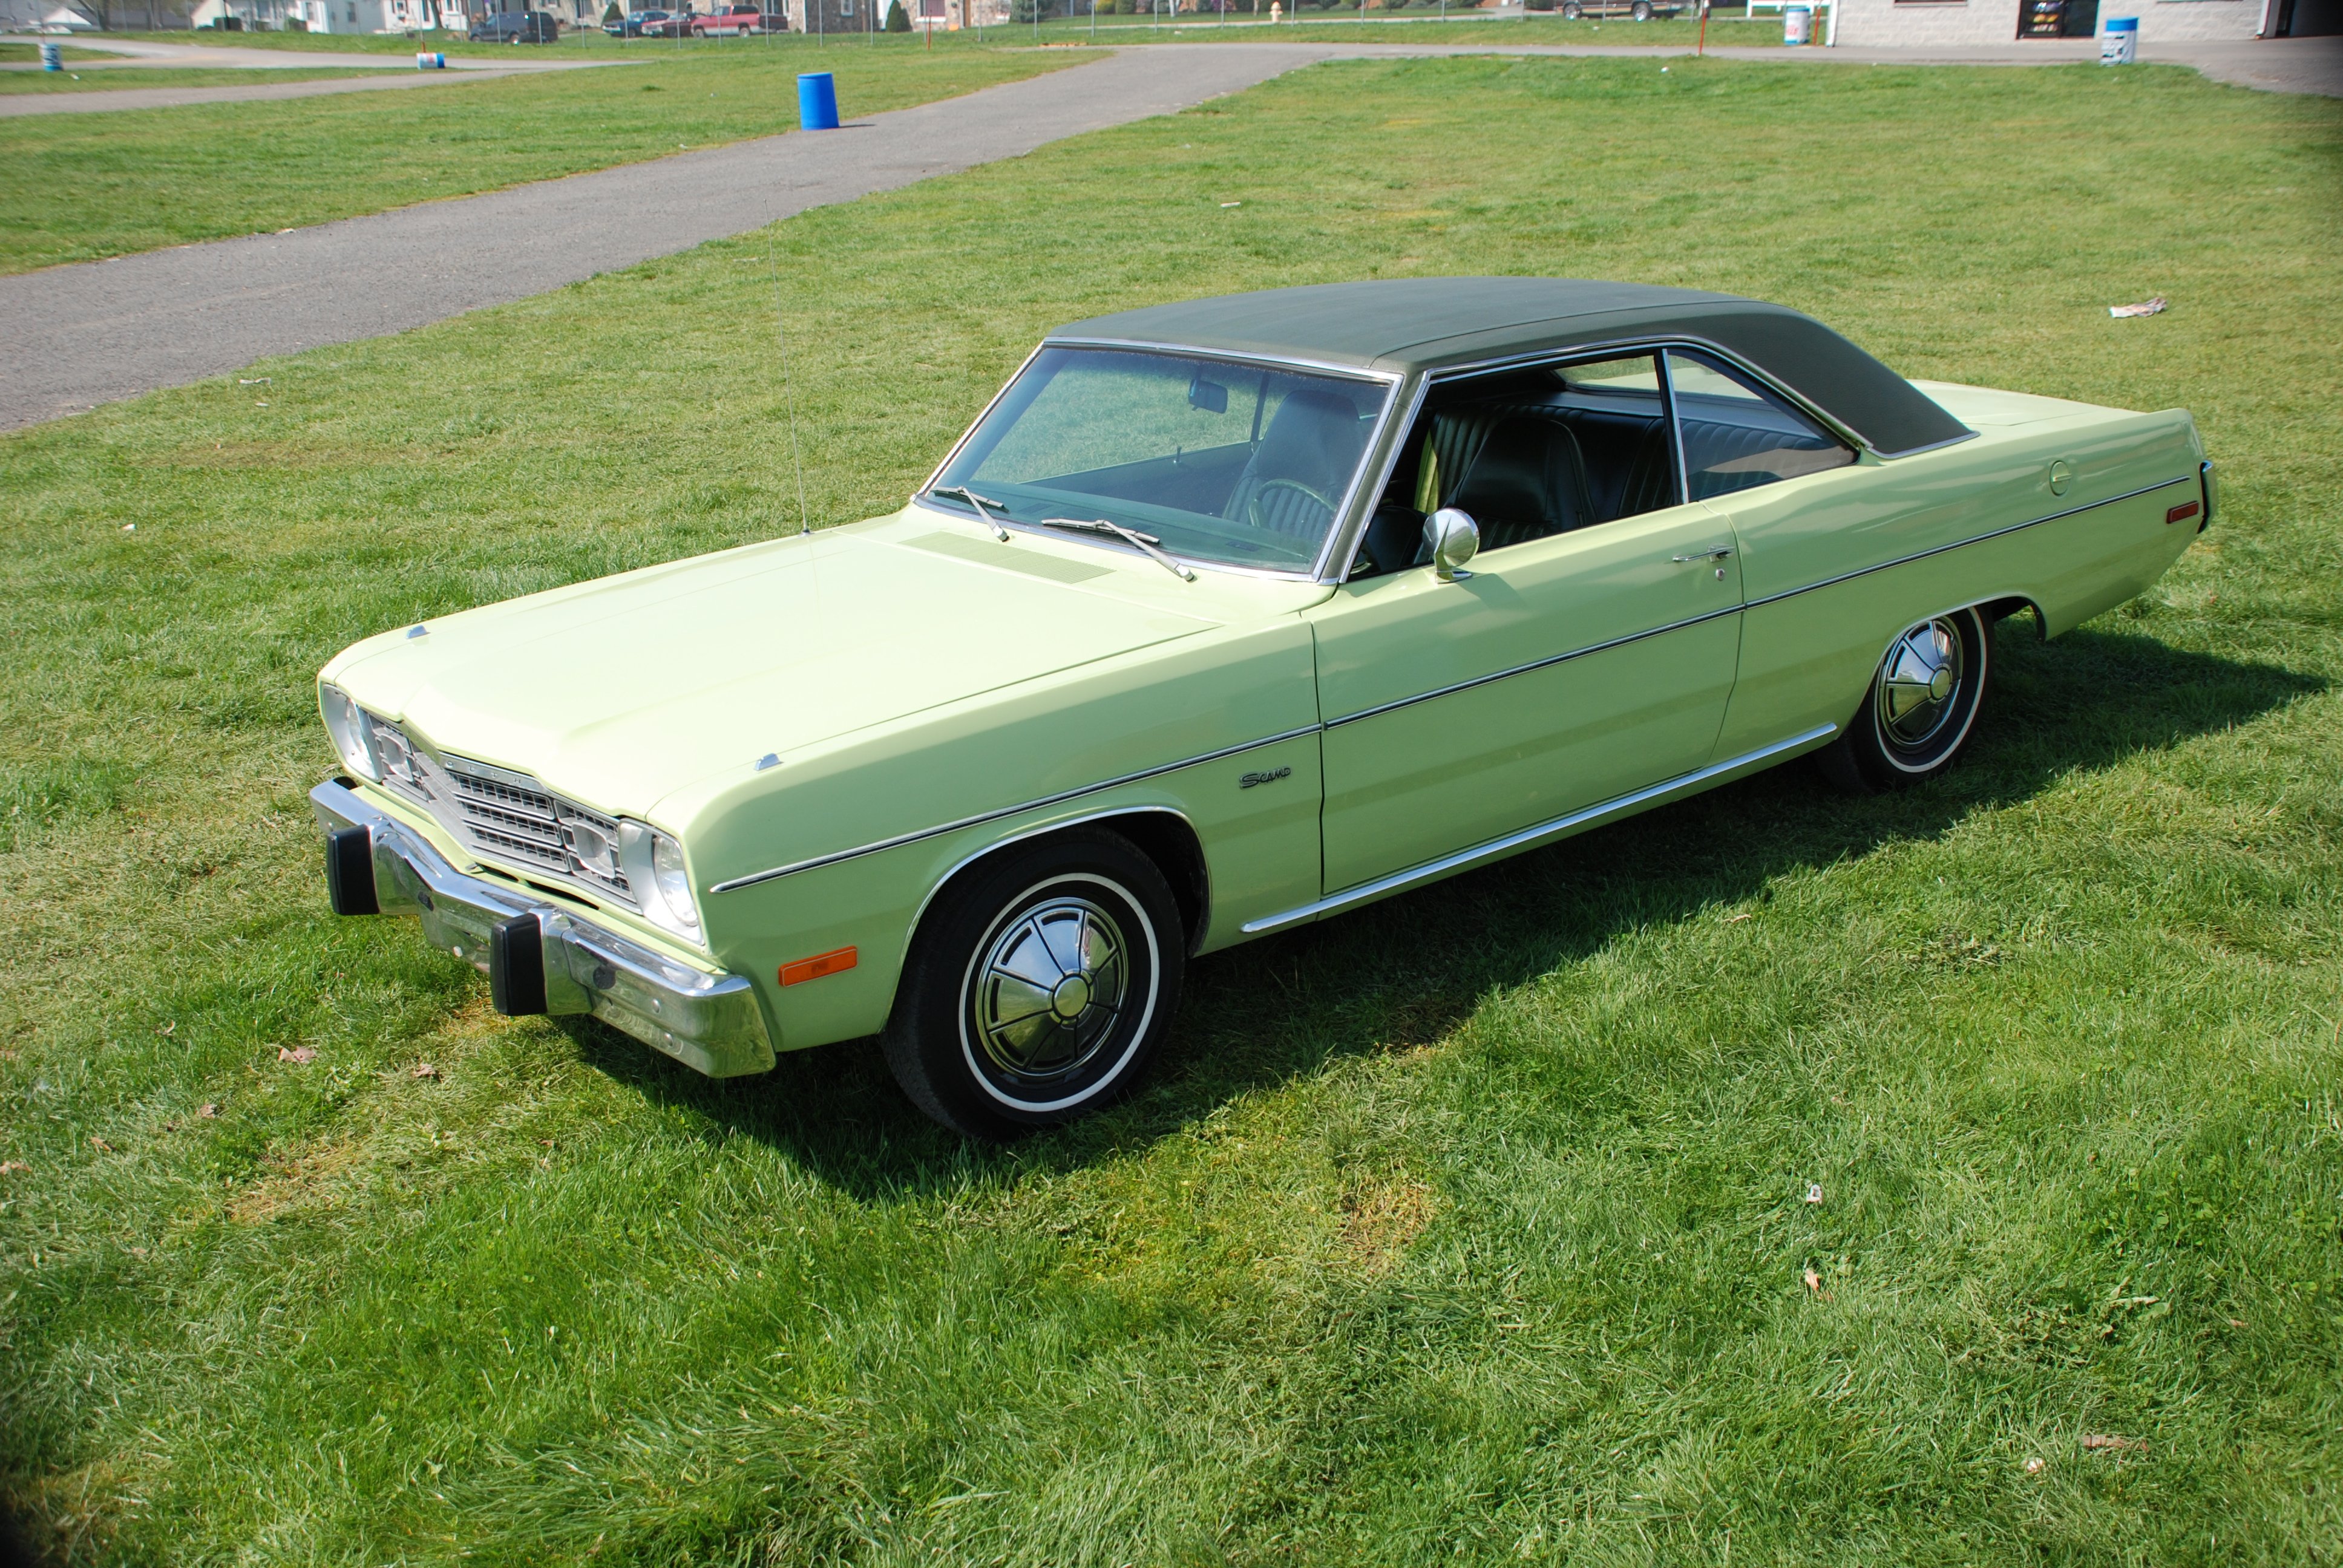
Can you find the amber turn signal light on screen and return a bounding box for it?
[780,946,857,987]
[2166,501,2201,525]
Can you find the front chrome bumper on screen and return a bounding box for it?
[310,778,776,1078]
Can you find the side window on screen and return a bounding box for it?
[1665,350,1855,501]
[1353,351,1679,578]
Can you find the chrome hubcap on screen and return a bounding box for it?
[971,897,1128,1085]
[1876,618,1965,751]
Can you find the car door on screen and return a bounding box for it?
[1309,351,1745,897]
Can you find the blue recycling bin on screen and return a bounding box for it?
[798,72,840,132]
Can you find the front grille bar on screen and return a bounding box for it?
[361,711,636,909]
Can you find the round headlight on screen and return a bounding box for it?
[319,684,377,780]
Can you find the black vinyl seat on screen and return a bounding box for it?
[1442,411,1597,550]
[1563,412,1677,521]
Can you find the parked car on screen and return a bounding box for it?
[759,7,790,26]
[634,7,691,31]
[312,278,2210,1138]
[692,2,764,31]
[468,8,559,38]
[1557,0,1682,16]
[604,7,662,33]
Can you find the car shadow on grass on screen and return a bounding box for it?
[565,619,2324,1199]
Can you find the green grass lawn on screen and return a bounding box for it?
[0,38,1072,275]
[2,51,2339,1566]
[0,64,382,93]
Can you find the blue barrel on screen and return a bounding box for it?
[2100,15,2137,62]
[798,71,840,131]
[40,41,62,70]
[416,50,447,68]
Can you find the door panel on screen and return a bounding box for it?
[1311,503,1743,894]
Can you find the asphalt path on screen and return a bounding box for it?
[2,35,2333,429]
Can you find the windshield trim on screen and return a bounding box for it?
[916,338,1404,584]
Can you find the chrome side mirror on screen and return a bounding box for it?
[1425,508,1480,583]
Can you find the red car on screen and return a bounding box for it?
[692,3,763,31]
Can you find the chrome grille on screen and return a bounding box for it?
[361,711,634,907]
[445,768,567,872]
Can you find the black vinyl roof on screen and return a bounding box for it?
[1054,278,1970,459]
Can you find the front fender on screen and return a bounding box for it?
[689,620,1325,1053]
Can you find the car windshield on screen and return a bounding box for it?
[926,346,1388,573]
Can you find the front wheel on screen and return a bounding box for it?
[1817,606,1992,794]
[883,829,1185,1140]
[1630,1,1651,17]
[1560,1,1582,16]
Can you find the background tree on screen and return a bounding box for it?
[885,0,910,27]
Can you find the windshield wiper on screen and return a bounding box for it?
[1039,517,1196,582]
[928,484,1010,541]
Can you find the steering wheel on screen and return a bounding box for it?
[1247,478,1335,534]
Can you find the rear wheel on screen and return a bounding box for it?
[1631,1,1651,18]
[1560,1,1582,16]
[883,829,1184,1140]
[1817,606,1991,793]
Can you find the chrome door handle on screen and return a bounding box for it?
[1672,546,1734,563]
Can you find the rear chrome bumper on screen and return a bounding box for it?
[310,778,776,1078]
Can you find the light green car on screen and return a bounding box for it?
[312,278,2211,1137]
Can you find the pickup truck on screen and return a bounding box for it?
[692,3,764,31]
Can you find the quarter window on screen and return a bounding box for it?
[1665,350,1855,501]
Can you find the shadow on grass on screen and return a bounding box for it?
[566,621,2324,1198]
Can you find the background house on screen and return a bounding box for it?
[1833,0,2333,42]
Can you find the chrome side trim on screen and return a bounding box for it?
[1742,475,2195,612]
[708,725,1322,895]
[1323,602,1745,730]
[1240,724,1838,936]
[1313,471,2177,736]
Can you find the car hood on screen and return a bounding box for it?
[323,512,1315,822]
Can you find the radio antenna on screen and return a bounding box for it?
[766,229,812,538]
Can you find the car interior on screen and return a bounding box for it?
[1349,350,1855,579]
